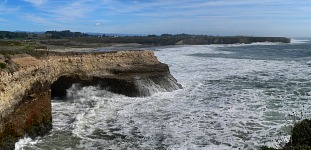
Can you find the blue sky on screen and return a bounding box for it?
[0,0,310,37]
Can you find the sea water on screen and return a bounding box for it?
[17,39,311,149]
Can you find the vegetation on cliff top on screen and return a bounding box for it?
[0,30,290,73]
[0,63,6,69]
[0,31,28,39]
[0,30,290,45]
[0,41,45,58]
[0,31,290,59]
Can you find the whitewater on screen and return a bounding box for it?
[17,39,311,149]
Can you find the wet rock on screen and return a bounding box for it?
[285,119,311,149]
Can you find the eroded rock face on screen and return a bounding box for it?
[0,81,52,150]
[0,50,181,149]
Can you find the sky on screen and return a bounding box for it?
[0,0,311,37]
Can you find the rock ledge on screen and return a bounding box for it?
[0,50,181,149]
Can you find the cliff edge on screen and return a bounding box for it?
[0,50,182,149]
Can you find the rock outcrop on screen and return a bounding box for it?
[0,50,181,149]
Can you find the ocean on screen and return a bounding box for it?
[17,39,311,150]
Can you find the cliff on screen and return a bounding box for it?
[179,37,291,45]
[0,50,182,149]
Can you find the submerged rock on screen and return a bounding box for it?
[261,119,311,150]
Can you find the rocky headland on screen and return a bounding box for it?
[0,34,292,149]
[0,50,182,149]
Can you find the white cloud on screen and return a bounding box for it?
[23,0,48,6]
[0,17,6,22]
[5,0,310,36]
[0,0,7,5]
[102,0,114,4]
[25,14,49,24]
[23,14,67,30]
[95,22,102,26]
[0,0,19,14]
[33,0,99,22]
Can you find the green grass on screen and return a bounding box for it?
[0,41,23,46]
[0,41,46,58]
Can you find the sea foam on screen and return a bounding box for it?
[18,43,311,149]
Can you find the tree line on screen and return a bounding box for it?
[0,30,290,44]
[0,30,91,39]
[0,31,28,39]
[45,30,90,38]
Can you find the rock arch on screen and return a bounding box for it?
[0,51,181,149]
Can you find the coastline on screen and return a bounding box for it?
[0,50,182,149]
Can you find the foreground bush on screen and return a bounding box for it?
[0,63,6,69]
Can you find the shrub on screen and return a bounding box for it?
[0,63,6,69]
[3,53,11,59]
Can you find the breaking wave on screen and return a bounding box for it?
[17,41,311,149]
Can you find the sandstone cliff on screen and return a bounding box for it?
[0,50,181,149]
